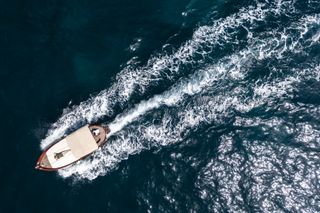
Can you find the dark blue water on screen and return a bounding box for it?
[1,0,320,212]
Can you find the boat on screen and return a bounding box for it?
[35,124,110,171]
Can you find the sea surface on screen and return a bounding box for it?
[1,0,320,212]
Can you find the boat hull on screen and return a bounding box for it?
[35,124,109,171]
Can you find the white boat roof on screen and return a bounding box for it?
[45,125,98,169]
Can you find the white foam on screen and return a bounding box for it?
[57,12,320,180]
[38,0,320,181]
[108,12,320,136]
[41,2,281,149]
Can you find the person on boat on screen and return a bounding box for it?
[90,126,104,145]
[54,149,71,160]
[89,125,110,146]
[92,128,100,136]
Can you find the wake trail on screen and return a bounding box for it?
[58,13,320,180]
[107,13,320,136]
[41,1,287,149]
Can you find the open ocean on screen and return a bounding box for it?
[1,0,320,212]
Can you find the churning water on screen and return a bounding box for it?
[39,0,320,212]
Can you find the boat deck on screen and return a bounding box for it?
[39,125,99,169]
[36,124,110,171]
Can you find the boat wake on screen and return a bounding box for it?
[40,1,320,190]
[40,1,282,149]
